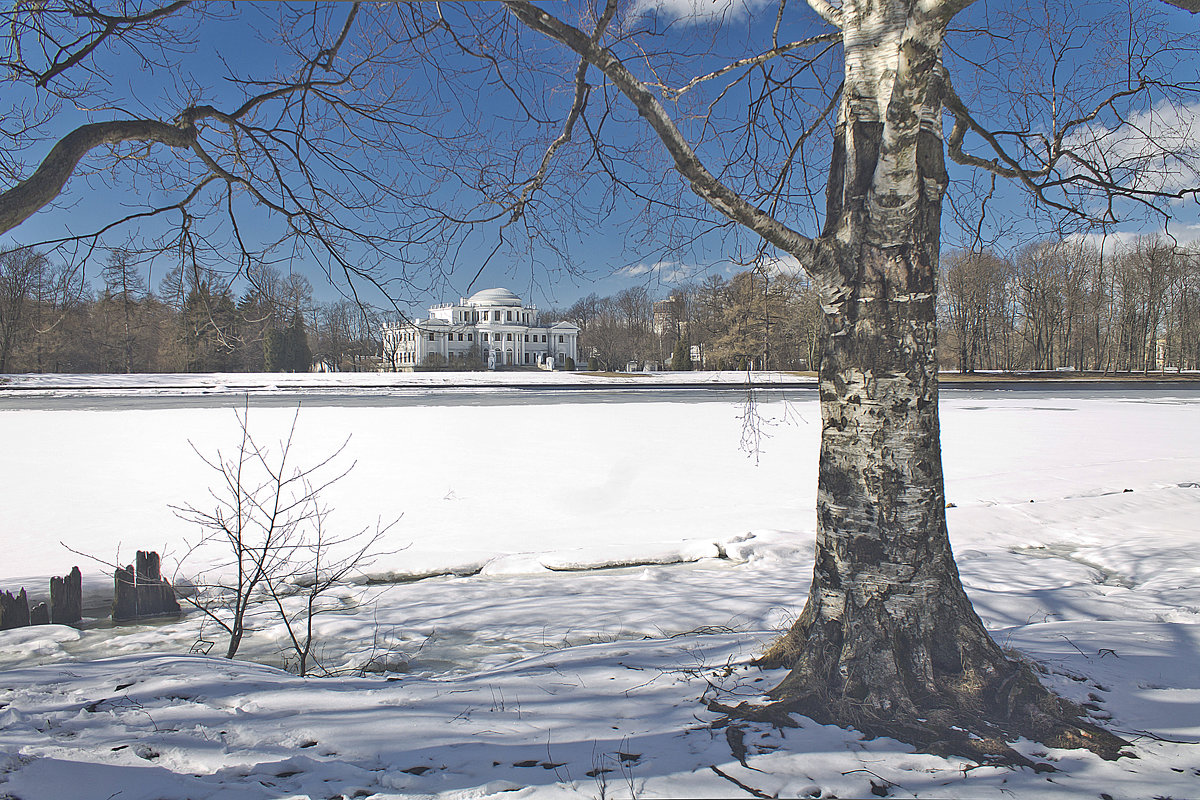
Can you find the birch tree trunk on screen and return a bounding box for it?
[754,0,1124,760]
[501,0,1146,760]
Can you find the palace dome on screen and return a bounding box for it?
[468,287,522,307]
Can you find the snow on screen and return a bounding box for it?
[1,373,1199,799]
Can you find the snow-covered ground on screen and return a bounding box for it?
[1,374,1199,799]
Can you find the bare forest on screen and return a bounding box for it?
[3,234,1197,375]
[555,235,1200,374]
[0,249,380,373]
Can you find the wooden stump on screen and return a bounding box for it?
[160,576,181,615]
[113,552,180,622]
[0,589,31,630]
[29,602,50,626]
[112,565,138,622]
[135,551,164,616]
[50,566,82,625]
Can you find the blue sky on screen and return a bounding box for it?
[4,0,1198,317]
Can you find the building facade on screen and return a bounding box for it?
[382,287,580,370]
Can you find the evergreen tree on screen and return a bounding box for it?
[670,338,691,371]
[263,327,286,372]
[286,310,311,372]
[180,281,237,372]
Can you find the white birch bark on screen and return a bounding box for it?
[756,0,1123,759]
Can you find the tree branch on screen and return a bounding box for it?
[501,0,814,266]
[30,1,194,88]
[1156,0,1200,12]
[507,0,619,225]
[0,119,197,235]
[654,32,840,99]
[805,0,843,28]
[941,66,1199,222]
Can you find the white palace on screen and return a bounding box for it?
[382,288,580,370]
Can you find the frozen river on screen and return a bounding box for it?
[3,377,1199,588]
[3,379,1200,411]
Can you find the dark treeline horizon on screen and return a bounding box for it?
[2,234,1198,375]
[550,234,1200,375]
[0,248,380,374]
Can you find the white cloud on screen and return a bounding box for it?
[1067,101,1200,197]
[1071,220,1200,256]
[629,0,774,25]
[615,259,695,284]
[756,252,804,277]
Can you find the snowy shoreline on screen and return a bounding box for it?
[2,368,1199,397]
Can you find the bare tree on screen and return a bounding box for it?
[100,247,147,373]
[0,3,461,304]
[941,249,1015,372]
[173,404,388,669]
[265,497,395,677]
[0,246,48,371]
[1015,240,1070,369]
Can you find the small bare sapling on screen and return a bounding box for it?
[173,402,398,673]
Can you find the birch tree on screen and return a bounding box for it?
[492,0,1200,762]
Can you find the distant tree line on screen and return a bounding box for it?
[4,236,1196,375]
[554,234,1200,374]
[0,248,381,374]
[940,236,1200,373]
[550,272,823,372]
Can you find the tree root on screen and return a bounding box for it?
[714,655,1130,768]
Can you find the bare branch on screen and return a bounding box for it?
[653,32,840,99]
[501,0,814,267]
[0,119,197,235]
[942,66,1200,223]
[805,0,843,28]
[507,0,619,225]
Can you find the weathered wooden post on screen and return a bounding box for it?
[112,564,138,621]
[29,602,50,626]
[147,551,181,617]
[0,567,84,630]
[50,566,82,625]
[135,550,163,616]
[113,552,180,622]
[0,589,31,630]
